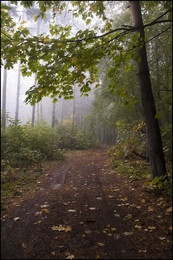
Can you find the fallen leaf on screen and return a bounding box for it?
[41,208,49,213]
[135,225,142,230]
[158,237,166,240]
[123,232,133,236]
[166,207,172,213]
[65,226,72,232]
[97,242,104,247]
[89,207,96,210]
[68,209,76,212]
[120,198,128,201]
[34,220,43,225]
[14,217,20,221]
[85,230,92,234]
[114,214,120,217]
[148,226,156,230]
[66,254,75,259]
[141,199,146,203]
[40,204,49,208]
[113,188,120,192]
[138,249,147,253]
[51,224,71,232]
[51,252,55,255]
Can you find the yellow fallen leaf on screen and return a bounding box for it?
[138,249,147,253]
[41,208,49,213]
[34,220,43,225]
[135,225,142,230]
[51,252,55,255]
[166,207,172,213]
[66,254,75,259]
[141,199,146,203]
[169,226,172,231]
[108,195,114,198]
[120,198,128,201]
[97,242,104,247]
[65,226,72,232]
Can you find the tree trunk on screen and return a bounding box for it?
[52,102,56,128]
[129,1,167,179]
[2,62,7,129]
[15,60,21,125]
[31,75,37,127]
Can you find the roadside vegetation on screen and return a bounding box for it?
[1,114,98,209]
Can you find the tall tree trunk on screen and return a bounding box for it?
[52,102,56,128]
[2,62,7,129]
[31,18,40,127]
[31,74,37,127]
[129,1,167,179]
[15,60,21,124]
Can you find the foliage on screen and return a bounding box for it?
[1,1,171,104]
[1,115,64,168]
[55,117,98,150]
[1,114,98,170]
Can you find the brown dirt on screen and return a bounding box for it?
[1,149,172,259]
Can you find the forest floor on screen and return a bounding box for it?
[1,148,172,259]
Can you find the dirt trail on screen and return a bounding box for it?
[1,149,172,259]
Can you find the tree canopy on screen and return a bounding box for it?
[1,1,172,105]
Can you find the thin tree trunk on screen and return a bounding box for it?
[129,1,167,179]
[2,62,8,129]
[15,60,21,124]
[31,75,37,127]
[31,18,40,127]
[52,102,56,128]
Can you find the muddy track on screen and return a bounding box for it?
[1,149,172,259]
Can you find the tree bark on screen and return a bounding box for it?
[52,102,56,128]
[2,62,7,129]
[15,60,21,125]
[129,1,167,179]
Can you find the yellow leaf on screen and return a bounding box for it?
[72,56,78,63]
[169,226,172,231]
[41,208,49,213]
[44,37,50,43]
[141,199,145,203]
[138,249,147,253]
[166,207,172,213]
[57,42,62,46]
[120,198,128,201]
[65,225,72,232]
[51,252,55,255]
[20,20,26,25]
[18,26,24,30]
[10,56,15,61]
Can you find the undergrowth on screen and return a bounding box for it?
[107,120,172,197]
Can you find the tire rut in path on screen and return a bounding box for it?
[1,149,147,259]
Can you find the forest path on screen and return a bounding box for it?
[1,149,172,259]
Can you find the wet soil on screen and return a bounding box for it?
[1,149,172,259]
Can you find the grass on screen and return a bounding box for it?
[1,160,62,210]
